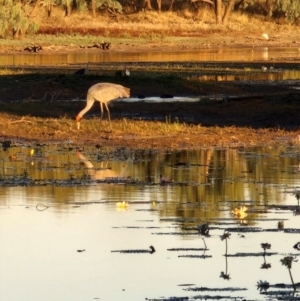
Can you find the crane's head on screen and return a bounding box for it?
[76,115,82,130]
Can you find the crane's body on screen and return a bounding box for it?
[76,82,130,130]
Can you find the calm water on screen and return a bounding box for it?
[1,144,300,301]
[1,47,300,82]
[1,47,300,65]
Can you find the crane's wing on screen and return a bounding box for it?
[89,83,130,102]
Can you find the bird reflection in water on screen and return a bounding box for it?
[77,151,127,180]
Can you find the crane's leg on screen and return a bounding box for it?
[99,102,104,124]
[104,102,112,130]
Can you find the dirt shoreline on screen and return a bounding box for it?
[1,27,300,55]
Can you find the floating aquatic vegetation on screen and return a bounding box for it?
[284,229,300,234]
[220,231,231,256]
[263,228,287,233]
[135,208,160,212]
[281,256,298,290]
[260,282,300,290]
[259,285,300,299]
[178,254,212,259]
[220,232,231,241]
[293,208,300,216]
[167,248,208,252]
[197,222,210,237]
[116,201,129,210]
[111,245,155,254]
[294,192,300,203]
[147,294,246,300]
[183,286,247,292]
[257,280,270,292]
[261,243,271,253]
[152,232,196,236]
[278,220,285,229]
[165,162,204,169]
[112,226,159,229]
[226,252,278,257]
[261,243,272,269]
[261,262,272,269]
[226,227,262,233]
[259,291,300,300]
[231,206,248,219]
[0,173,35,186]
[220,271,231,280]
[145,297,189,301]
[267,204,300,212]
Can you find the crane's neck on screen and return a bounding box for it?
[76,97,95,129]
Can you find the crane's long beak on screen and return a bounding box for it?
[76,115,81,130]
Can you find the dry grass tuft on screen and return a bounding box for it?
[1,112,299,150]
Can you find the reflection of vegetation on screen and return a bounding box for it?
[2,145,300,222]
[280,256,297,291]
[261,243,271,255]
[261,243,271,269]
[184,286,246,292]
[293,192,300,215]
[220,253,230,280]
[111,246,155,254]
[197,222,210,237]
[158,146,300,227]
[220,231,231,256]
[257,280,270,292]
[278,221,284,229]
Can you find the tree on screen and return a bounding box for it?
[276,0,300,23]
[91,0,96,17]
[191,0,238,25]
[234,0,299,22]
[95,0,123,13]
[56,0,73,17]
[0,0,39,38]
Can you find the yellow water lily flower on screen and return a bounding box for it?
[231,206,248,219]
[116,201,129,209]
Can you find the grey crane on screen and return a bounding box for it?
[76,82,130,130]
